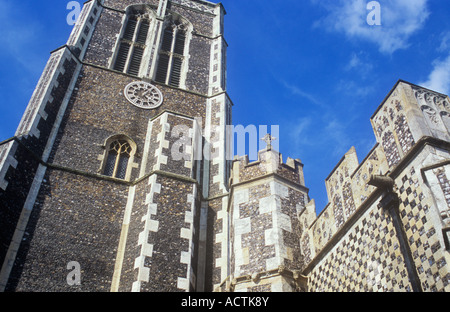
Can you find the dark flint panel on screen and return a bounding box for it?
[7,169,127,292]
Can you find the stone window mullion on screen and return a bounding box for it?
[165,27,177,85]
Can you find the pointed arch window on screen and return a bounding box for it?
[104,140,132,179]
[155,22,187,88]
[100,135,137,181]
[113,11,151,76]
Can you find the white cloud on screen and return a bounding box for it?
[346,53,364,70]
[345,52,374,78]
[422,33,450,95]
[324,119,354,156]
[281,81,326,108]
[438,31,450,52]
[419,54,450,95]
[291,117,313,137]
[281,79,369,157]
[336,79,375,98]
[312,0,429,54]
[288,117,313,145]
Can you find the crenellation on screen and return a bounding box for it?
[351,144,388,207]
[227,144,309,291]
[299,81,450,292]
[325,147,359,205]
[231,149,306,188]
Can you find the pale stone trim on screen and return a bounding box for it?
[111,185,136,292]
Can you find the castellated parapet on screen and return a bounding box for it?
[220,148,309,292]
[299,80,450,292]
[217,80,450,292]
[231,148,305,186]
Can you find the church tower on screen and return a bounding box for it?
[0,0,231,292]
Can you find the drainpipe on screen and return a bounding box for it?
[368,175,423,292]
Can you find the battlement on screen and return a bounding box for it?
[298,81,450,287]
[230,147,305,188]
[228,146,310,292]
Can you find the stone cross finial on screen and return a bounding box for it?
[261,133,277,150]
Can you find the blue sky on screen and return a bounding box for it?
[0,0,449,213]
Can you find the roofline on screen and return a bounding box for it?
[370,79,449,120]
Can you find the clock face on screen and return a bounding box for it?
[124,81,163,109]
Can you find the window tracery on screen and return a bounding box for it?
[99,135,137,180]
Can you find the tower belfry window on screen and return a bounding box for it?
[155,22,187,88]
[113,14,151,76]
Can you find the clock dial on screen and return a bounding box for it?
[124,81,163,109]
